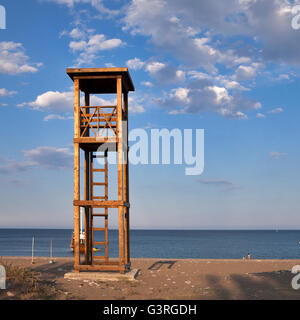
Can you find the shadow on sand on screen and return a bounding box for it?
[148,260,177,271]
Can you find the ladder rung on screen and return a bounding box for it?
[94,241,106,245]
[93,256,106,260]
[92,196,106,200]
[93,228,106,231]
[92,214,107,217]
[93,169,105,172]
[93,182,106,186]
[93,155,105,158]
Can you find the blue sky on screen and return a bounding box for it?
[0,0,300,229]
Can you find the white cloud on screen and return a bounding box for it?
[123,0,251,72]
[0,42,41,75]
[141,81,153,87]
[69,27,85,39]
[19,91,73,113]
[126,57,186,84]
[268,107,283,114]
[198,178,240,191]
[0,146,74,173]
[269,151,287,159]
[104,63,116,68]
[124,0,300,66]
[219,79,249,91]
[256,113,266,118]
[171,87,190,102]
[146,62,166,74]
[126,57,145,70]
[0,88,17,97]
[23,146,73,170]
[67,32,124,66]
[43,114,73,121]
[20,90,145,115]
[157,79,261,119]
[233,63,263,81]
[41,0,118,16]
[146,61,185,84]
[0,159,35,174]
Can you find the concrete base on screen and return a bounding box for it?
[64,269,139,282]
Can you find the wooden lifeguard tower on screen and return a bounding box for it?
[67,68,134,274]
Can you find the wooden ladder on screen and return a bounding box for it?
[91,151,109,263]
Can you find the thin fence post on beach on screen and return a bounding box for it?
[49,239,54,264]
[31,236,35,264]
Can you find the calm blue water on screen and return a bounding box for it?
[0,229,300,259]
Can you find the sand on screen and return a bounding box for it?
[0,256,300,300]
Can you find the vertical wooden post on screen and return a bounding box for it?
[90,154,94,265]
[123,91,130,266]
[84,151,90,264]
[84,92,90,265]
[117,76,125,272]
[74,78,80,269]
[105,150,109,261]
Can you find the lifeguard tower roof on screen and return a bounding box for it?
[66,67,135,94]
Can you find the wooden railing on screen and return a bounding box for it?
[80,106,117,138]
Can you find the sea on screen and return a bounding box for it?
[0,229,300,259]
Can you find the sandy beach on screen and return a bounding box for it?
[0,256,300,300]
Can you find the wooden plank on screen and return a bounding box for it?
[67,67,128,73]
[93,228,105,231]
[66,67,135,93]
[92,213,107,217]
[74,264,124,272]
[73,137,117,143]
[81,112,116,117]
[74,200,129,208]
[74,75,119,80]
[81,124,117,128]
[93,182,106,186]
[80,106,116,109]
[80,106,97,137]
[94,241,106,245]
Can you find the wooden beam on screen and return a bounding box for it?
[74,75,119,80]
[73,78,81,268]
[117,76,125,271]
[67,67,129,73]
[123,91,130,265]
[73,200,130,208]
[74,78,80,138]
[74,264,125,272]
[74,143,80,267]
[84,151,90,265]
[73,137,117,143]
[105,150,109,261]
